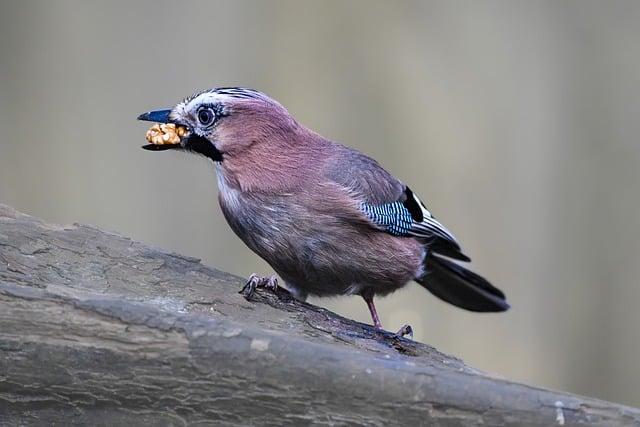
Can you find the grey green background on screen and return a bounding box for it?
[1,0,639,406]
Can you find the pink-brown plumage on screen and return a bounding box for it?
[138,87,509,332]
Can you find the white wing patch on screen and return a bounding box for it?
[407,192,459,244]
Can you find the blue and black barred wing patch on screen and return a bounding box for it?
[360,187,461,246]
[360,201,415,236]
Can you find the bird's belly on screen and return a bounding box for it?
[281,232,424,297]
[219,190,423,297]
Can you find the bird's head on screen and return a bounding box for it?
[137,87,300,162]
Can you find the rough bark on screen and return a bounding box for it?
[0,204,638,426]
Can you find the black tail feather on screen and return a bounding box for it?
[417,255,509,312]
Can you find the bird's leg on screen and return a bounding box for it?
[361,289,413,338]
[239,273,279,300]
[361,289,383,329]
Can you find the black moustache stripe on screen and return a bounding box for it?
[185,134,223,162]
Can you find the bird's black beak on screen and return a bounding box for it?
[137,107,223,161]
[137,109,172,123]
[137,108,182,151]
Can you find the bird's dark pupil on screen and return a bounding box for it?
[198,109,213,125]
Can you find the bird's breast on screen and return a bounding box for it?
[216,165,296,257]
[215,166,243,215]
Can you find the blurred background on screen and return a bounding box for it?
[1,0,639,407]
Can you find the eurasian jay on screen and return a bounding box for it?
[138,87,509,335]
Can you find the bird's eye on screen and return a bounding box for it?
[197,108,214,126]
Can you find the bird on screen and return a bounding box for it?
[137,87,509,335]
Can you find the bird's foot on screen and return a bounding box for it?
[395,324,413,339]
[239,273,279,300]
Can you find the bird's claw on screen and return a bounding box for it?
[239,274,279,300]
[395,324,413,339]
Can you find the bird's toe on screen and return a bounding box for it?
[240,274,279,300]
[395,324,414,339]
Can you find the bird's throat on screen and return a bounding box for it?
[186,134,223,162]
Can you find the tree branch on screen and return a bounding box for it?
[0,204,638,426]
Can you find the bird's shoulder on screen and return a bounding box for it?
[321,143,404,204]
[318,142,469,261]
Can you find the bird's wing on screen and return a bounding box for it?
[359,186,470,261]
[324,145,470,262]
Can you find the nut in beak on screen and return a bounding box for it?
[145,123,188,145]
